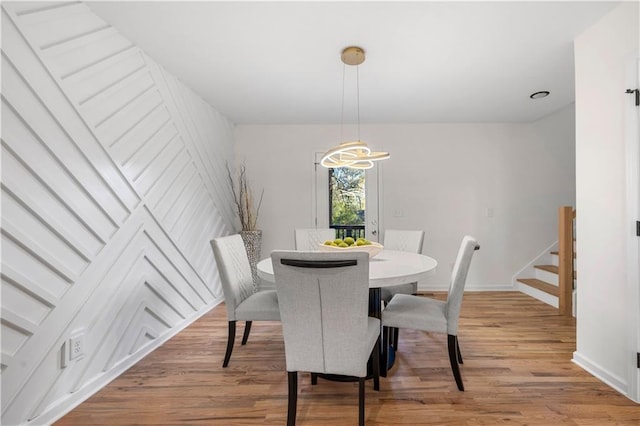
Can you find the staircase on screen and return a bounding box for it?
[516,207,576,317]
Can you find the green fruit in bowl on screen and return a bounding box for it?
[344,237,355,246]
[355,240,366,246]
[324,240,335,246]
[338,242,349,248]
[333,239,343,245]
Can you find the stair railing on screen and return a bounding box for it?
[558,206,575,316]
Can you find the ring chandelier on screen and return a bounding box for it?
[320,46,390,170]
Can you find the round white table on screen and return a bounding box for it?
[257,249,437,377]
[257,249,438,288]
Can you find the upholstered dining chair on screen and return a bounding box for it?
[293,228,336,250]
[380,229,425,349]
[380,229,425,302]
[271,250,380,426]
[381,235,479,391]
[211,234,280,367]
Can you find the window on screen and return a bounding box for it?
[313,152,379,241]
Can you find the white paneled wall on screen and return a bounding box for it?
[1,3,234,424]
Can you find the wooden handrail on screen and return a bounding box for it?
[558,206,575,316]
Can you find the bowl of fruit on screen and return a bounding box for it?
[319,237,383,258]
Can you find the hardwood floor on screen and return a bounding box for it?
[55,292,639,425]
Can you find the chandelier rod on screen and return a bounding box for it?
[356,63,361,142]
[340,63,346,144]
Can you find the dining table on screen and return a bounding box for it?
[257,249,438,377]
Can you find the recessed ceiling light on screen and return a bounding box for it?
[530,91,550,99]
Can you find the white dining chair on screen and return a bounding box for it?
[271,250,380,426]
[294,228,336,250]
[380,230,425,349]
[211,234,280,367]
[380,229,425,301]
[381,235,479,391]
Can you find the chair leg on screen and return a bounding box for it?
[222,321,236,368]
[381,326,389,378]
[372,336,380,391]
[456,337,463,364]
[287,371,298,426]
[311,373,318,385]
[447,334,464,391]
[358,377,365,426]
[392,327,400,350]
[390,288,416,351]
[241,321,252,345]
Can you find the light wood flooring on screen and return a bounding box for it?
[56,292,639,425]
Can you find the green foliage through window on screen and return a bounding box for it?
[329,168,365,226]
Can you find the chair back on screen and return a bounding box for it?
[271,250,370,377]
[294,228,336,250]
[445,235,479,334]
[383,229,425,253]
[211,234,255,321]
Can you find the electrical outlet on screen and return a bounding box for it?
[69,333,84,361]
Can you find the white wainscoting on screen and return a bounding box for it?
[1,3,234,424]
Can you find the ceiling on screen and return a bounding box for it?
[88,1,619,124]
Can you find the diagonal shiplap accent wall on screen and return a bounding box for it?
[1,2,235,424]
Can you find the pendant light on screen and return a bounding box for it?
[320,46,390,169]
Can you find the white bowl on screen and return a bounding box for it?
[318,241,384,258]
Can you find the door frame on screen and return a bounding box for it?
[311,152,330,228]
[624,53,640,403]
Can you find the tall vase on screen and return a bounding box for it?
[240,230,262,292]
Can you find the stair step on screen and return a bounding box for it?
[540,260,578,280]
[517,278,560,297]
[535,264,558,274]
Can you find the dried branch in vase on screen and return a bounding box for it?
[226,162,264,231]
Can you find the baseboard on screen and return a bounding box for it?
[418,283,516,292]
[572,351,630,400]
[31,300,223,426]
[465,284,516,292]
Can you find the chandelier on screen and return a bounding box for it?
[320,46,390,169]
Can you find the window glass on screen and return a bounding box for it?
[329,168,366,240]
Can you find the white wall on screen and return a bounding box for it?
[1,3,234,424]
[574,1,639,401]
[235,105,575,290]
